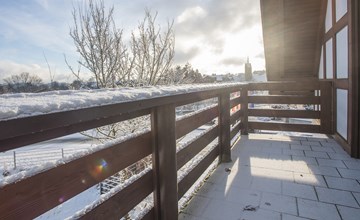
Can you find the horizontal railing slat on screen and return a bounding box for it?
[248,96,320,104]
[230,109,243,125]
[0,86,242,141]
[230,96,243,108]
[248,109,320,119]
[177,125,218,170]
[230,122,242,140]
[0,109,150,152]
[141,208,155,220]
[175,106,218,139]
[248,122,321,133]
[248,81,319,91]
[0,132,152,220]
[175,86,242,107]
[178,146,219,199]
[81,171,153,220]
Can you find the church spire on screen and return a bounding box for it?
[245,56,252,81]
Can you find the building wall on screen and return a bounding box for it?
[319,0,352,153]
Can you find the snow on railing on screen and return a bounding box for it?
[0,83,244,121]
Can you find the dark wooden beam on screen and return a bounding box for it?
[151,104,178,220]
[81,171,153,219]
[0,132,152,220]
[351,0,360,158]
[219,93,231,162]
[248,121,321,133]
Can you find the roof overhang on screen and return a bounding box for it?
[260,0,326,81]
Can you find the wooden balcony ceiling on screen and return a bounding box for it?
[260,0,325,81]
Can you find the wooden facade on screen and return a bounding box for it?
[260,0,360,158]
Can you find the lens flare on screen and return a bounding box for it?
[58,196,65,203]
[89,159,108,179]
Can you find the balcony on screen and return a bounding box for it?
[1,81,359,219]
[180,134,360,220]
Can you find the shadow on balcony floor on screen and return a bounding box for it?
[180,134,360,220]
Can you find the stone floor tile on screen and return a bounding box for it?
[203,186,262,207]
[321,141,342,148]
[251,177,282,194]
[282,149,305,156]
[251,167,294,181]
[294,173,327,187]
[307,137,328,142]
[327,152,352,160]
[326,138,338,143]
[325,176,360,192]
[261,146,283,155]
[240,208,281,220]
[307,165,341,177]
[271,142,290,149]
[297,198,341,220]
[337,168,360,181]
[282,214,311,220]
[249,158,283,170]
[337,206,360,220]
[315,187,359,208]
[292,156,318,165]
[311,146,335,153]
[290,144,311,151]
[179,213,207,220]
[260,192,297,215]
[304,150,329,159]
[317,158,347,168]
[301,141,322,146]
[200,199,242,220]
[182,196,211,217]
[182,135,360,220]
[289,136,307,141]
[331,145,349,154]
[268,154,292,161]
[353,192,360,205]
[282,182,317,200]
[282,161,311,173]
[343,160,360,170]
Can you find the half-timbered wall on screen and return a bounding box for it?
[319,0,357,155]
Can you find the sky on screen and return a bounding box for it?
[0,0,265,83]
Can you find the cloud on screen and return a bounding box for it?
[174,46,201,63]
[177,6,207,23]
[0,60,51,82]
[256,53,265,59]
[0,60,76,83]
[220,57,246,66]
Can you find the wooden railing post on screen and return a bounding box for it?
[219,92,231,163]
[320,81,333,134]
[151,104,178,220]
[241,85,249,135]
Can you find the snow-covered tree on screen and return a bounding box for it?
[3,72,45,93]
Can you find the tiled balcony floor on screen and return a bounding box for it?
[180,134,360,220]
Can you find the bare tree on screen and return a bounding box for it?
[130,9,175,86]
[163,63,203,85]
[4,72,45,93]
[69,0,128,88]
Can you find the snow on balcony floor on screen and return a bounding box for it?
[180,134,360,220]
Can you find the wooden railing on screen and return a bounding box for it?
[0,81,333,219]
[244,81,333,135]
